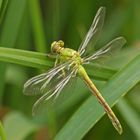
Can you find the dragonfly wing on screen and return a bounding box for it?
[84,37,126,63]
[23,62,70,96]
[78,7,106,56]
[32,68,77,115]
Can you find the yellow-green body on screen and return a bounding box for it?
[51,40,122,134]
[59,48,83,65]
[24,5,125,135]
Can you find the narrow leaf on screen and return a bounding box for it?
[0,0,8,24]
[28,0,47,52]
[117,99,140,139]
[3,112,38,140]
[0,47,117,81]
[0,121,6,140]
[0,0,26,104]
[0,0,2,10]
[0,47,53,69]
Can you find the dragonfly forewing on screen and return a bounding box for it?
[78,7,106,56]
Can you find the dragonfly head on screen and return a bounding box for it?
[51,40,64,54]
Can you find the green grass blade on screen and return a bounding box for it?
[0,47,117,80]
[3,112,38,140]
[0,0,8,24]
[0,121,7,140]
[117,99,140,139]
[54,54,140,140]
[0,0,26,104]
[0,0,2,5]
[0,47,53,69]
[28,0,47,52]
[0,0,2,10]
[85,64,117,81]
[52,0,60,39]
[0,0,26,46]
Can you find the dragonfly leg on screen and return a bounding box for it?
[62,69,66,77]
[54,57,66,77]
[54,57,59,67]
[47,53,57,58]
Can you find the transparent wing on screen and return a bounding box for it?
[32,68,77,115]
[83,37,126,63]
[78,7,106,56]
[23,61,71,96]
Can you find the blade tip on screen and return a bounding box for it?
[99,6,106,11]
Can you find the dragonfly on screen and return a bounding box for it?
[23,7,126,134]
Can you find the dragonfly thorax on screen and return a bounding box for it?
[51,40,83,65]
[60,47,83,66]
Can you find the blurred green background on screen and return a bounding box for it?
[0,0,140,140]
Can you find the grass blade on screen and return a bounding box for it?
[55,54,140,140]
[28,0,47,52]
[0,47,53,69]
[0,121,6,140]
[0,0,8,24]
[3,112,38,140]
[0,0,26,104]
[117,99,140,139]
[0,0,2,7]
[0,47,117,81]
[0,0,26,46]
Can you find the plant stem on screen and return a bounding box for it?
[0,121,6,140]
[28,0,47,52]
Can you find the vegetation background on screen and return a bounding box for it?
[0,0,140,140]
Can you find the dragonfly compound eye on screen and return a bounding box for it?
[51,40,64,53]
[58,40,64,47]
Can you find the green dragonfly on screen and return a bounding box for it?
[23,7,126,134]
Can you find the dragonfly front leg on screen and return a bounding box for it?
[54,57,59,67]
[47,53,57,59]
[47,53,66,77]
